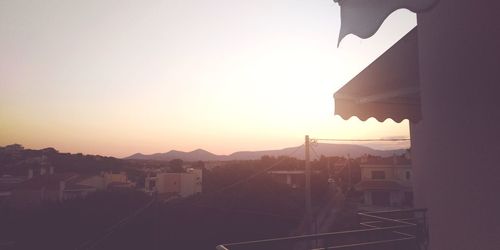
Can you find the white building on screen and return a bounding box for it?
[102,171,134,189]
[180,168,202,197]
[145,168,202,198]
[267,170,321,188]
[76,175,106,190]
[356,157,412,207]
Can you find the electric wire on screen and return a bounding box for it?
[188,144,307,221]
[309,144,321,160]
[312,138,410,142]
[201,144,305,196]
[75,197,155,250]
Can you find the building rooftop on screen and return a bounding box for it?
[360,154,411,165]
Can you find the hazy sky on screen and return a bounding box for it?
[0,0,416,157]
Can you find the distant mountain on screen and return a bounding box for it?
[126,149,220,162]
[125,143,406,161]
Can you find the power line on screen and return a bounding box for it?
[310,145,321,159]
[75,197,155,250]
[201,144,305,197]
[312,138,410,142]
[190,144,306,219]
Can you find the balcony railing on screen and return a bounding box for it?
[216,208,428,250]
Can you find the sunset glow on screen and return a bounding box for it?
[0,1,416,157]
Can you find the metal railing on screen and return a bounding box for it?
[216,208,428,250]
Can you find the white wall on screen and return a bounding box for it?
[156,173,181,194]
[145,169,202,197]
[360,165,411,183]
[180,169,202,197]
[413,1,500,249]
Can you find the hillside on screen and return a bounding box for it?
[125,143,406,161]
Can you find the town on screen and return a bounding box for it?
[2,1,499,249]
[0,143,414,249]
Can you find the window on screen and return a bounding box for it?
[371,170,386,179]
[406,171,411,180]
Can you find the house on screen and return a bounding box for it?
[1,166,102,209]
[75,175,106,190]
[8,173,96,208]
[355,155,412,207]
[63,170,136,191]
[332,0,500,249]
[145,168,202,198]
[179,168,202,197]
[267,170,321,188]
[0,175,27,210]
[61,181,98,200]
[145,172,181,195]
[102,171,135,189]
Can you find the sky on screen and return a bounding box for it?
[0,0,416,157]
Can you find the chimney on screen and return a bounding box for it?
[28,169,33,179]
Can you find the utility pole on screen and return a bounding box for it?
[305,135,312,235]
[347,154,352,189]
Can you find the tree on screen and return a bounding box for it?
[169,159,184,172]
[192,161,205,169]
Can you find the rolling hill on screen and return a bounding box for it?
[125,143,406,161]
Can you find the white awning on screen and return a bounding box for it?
[335,0,438,45]
[334,27,421,122]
